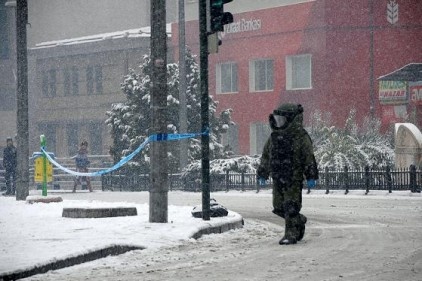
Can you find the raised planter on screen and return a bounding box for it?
[62,207,137,218]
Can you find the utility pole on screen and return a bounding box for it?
[150,0,168,223]
[15,0,29,201]
[199,0,210,220]
[369,0,375,118]
[178,0,188,171]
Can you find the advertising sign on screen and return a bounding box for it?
[378,81,408,105]
[410,82,422,105]
[34,154,53,183]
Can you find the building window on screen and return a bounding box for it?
[95,66,103,94]
[221,123,239,155]
[72,66,79,95]
[42,69,57,97]
[66,124,79,156]
[0,88,15,110]
[87,65,103,95]
[250,122,271,155]
[249,59,274,92]
[0,0,9,59]
[63,68,71,96]
[286,54,312,90]
[216,62,238,94]
[38,123,57,153]
[86,66,94,95]
[89,122,103,155]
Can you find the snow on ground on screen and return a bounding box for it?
[0,192,241,276]
[0,189,421,280]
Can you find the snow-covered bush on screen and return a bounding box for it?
[106,50,234,173]
[181,155,261,178]
[307,109,394,170]
[182,155,260,181]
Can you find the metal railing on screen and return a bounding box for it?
[1,163,420,194]
[100,165,422,194]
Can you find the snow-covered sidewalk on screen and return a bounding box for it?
[0,193,242,278]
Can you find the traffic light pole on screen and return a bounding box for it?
[199,0,210,221]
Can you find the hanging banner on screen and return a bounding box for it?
[378,80,408,105]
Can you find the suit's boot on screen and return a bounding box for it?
[279,215,299,245]
[296,214,307,241]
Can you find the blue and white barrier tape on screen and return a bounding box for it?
[41,131,207,177]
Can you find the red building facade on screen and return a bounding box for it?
[172,0,422,155]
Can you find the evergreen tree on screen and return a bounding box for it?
[307,109,394,170]
[106,51,233,173]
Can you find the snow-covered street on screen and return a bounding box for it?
[1,189,420,280]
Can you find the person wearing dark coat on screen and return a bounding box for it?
[3,137,17,195]
[73,140,92,192]
[257,103,319,245]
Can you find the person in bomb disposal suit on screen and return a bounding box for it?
[257,103,318,245]
[73,140,92,192]
[3,137,17,196]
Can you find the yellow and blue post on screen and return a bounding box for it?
[40,135,47,196]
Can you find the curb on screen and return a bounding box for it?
[0,216,244,280]
[191,216,244,239]
[0,245,144,281]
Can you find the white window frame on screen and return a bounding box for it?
[249,59,274,92]
[286,54,312,90]
[216,62,238,94]
[249,122,271,155]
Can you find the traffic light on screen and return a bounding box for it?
[209,0,234,33]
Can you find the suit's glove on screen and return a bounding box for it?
[257,166,269,181]
[307,179,316,188]
[257,177,266,186]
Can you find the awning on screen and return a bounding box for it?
[378,63,422,82]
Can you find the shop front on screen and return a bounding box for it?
[378,63,422,130]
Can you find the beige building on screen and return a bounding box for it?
[0,0,17,155]
[28,26,172,156]
[0,0,175,157]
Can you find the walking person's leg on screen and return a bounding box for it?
[5,169,11,195]
[11,170,16,195]
[86,176,92,192]
[73,172,80,193]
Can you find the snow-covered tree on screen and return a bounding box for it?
[307,109,394,170]
[182,155,261,178]
[106,50,234,173]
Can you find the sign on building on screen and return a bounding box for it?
[379,80,408,105]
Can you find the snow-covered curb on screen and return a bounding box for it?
[0,197,243,280]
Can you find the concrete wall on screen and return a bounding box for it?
[395,123,422,168]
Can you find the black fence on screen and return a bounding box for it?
[101,165,422,194]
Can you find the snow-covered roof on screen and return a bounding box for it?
[32,23,172,50]
[378,63,422,82]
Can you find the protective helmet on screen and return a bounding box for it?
[269,103,303,130]
[6,137,13,142]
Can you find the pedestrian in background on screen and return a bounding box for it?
[257,103,318,245]
[73,140,92,192]
[3,137,17,196]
